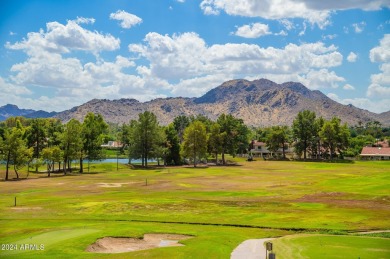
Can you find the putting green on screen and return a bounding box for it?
[1,229,100,256]
[272,234,390,259]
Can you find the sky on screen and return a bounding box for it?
[0,0,389,113]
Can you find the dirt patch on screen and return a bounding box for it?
[97,182,131,188]
[86,234,193,253]
[10,207,42,210]
[298,192,390,210]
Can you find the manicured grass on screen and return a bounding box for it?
[272,234,390,259]
[0,160,389,257]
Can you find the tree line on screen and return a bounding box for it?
[0,110,388,180]
[0,113,108,180]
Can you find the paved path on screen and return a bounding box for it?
[231,238,274,259]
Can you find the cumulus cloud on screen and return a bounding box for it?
[129,32,343,79]
[200,0,330,28]
[302,69,345,89]
[0,77,31,95]
[109,10,142,29]
[327,93,390,113]
[3,20,168,111]
[6,18,120,55]
[370,34,390,62]
[232,23,271,38]
[128,32,344,96]
[200,0,389,29]
[347,52,358,62]
[368,34,390,100]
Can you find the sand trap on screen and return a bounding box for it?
[86,234,192,253]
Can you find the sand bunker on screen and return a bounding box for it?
[86,234,192,253]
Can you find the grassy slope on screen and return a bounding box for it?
[0,160,389,257]
[272,234,390,259]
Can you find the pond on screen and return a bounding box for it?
[84,158,156,164]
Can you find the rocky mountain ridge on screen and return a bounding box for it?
[54,79,389,126]
[0,104,57,121]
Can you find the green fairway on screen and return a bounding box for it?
[0,160,389,257]
[272,234,390,259]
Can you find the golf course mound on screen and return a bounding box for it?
[86,234,193,253]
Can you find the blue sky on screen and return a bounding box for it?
[0,0,389,113]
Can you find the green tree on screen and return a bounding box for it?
[173,115,190,144]
[164,125,182,165]
[128,111,164,167]
[41,146,62,177]
[309,117,325,159]
[217,114,249,164]
[208,123,223,164]
[47,118,63,147]
[266,125,291,159]
[26,118,47,160]
[292,110,317,159]
[0,123,32,180]
[81,113,108,173]
[319,117,350,159]
[60,119,83,174]
[181,121,208,167]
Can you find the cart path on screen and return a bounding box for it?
[231,238,274,259]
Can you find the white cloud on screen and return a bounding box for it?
[275,30,288,36]
[232,23,271,38]
[4,20,169,111]
[130,32,343,79]
[109,10,142,29]
[347,52,358,62]
[322,34,337,40]
[367,35,390,101]
[327,93,390,113]
[352,21,366,33]
[73,17,95,24]
[129,32,344,96]
[200,0,331,28]
[370,34,390,63]
[0,77,31,95]
[299,22,307,36]
[177,0,185,2]
[279,19,295,30]
[199,0,389,29]
[343,84,355,90]
[6,19,120,55]
[301,69,345,89]
[367,83,390,98]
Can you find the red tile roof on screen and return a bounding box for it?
[361,147,390,156]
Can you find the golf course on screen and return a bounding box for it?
[0,159,389,258]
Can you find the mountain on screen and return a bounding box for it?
[0,104,57,121]
[55,79,389,126]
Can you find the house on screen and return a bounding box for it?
[249,140,293,158]
[101,141,123,149]
[360,147,390,160]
